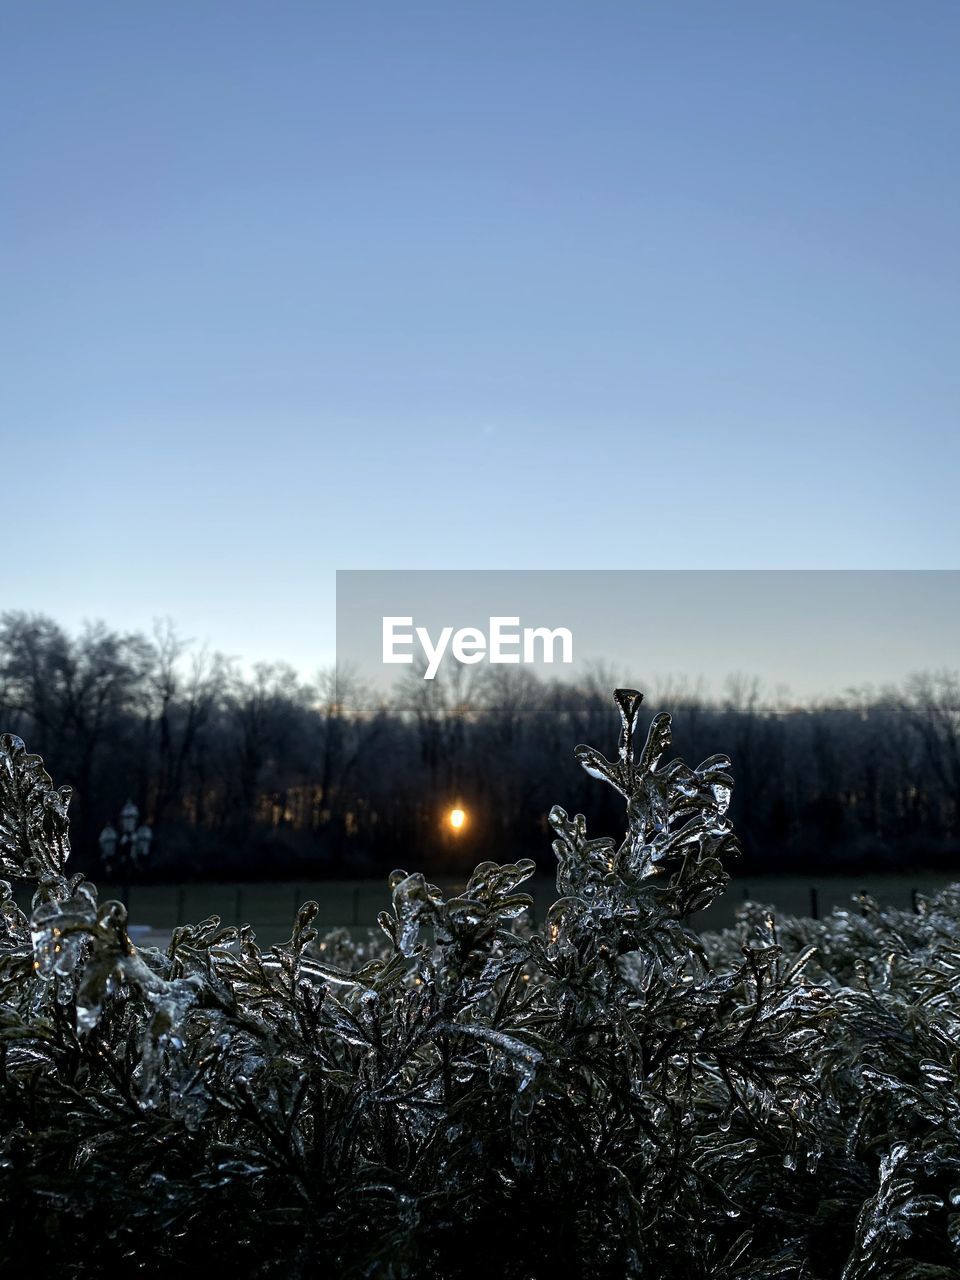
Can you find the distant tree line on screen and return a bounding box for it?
[0,611,957,880]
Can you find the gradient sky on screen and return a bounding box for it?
[2,3,958,674]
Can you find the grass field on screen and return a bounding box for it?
[13,872,957,948]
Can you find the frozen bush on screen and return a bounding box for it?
[1,692,959,1277]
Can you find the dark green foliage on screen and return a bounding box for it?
[1,696,959,1277]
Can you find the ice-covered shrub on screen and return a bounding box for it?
[1,692,959,1277]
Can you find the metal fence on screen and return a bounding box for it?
[9,874,957,946]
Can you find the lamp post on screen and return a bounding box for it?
[99,800,153,875]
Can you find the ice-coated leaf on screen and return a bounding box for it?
[0,734,72,880]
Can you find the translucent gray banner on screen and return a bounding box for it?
[336,570,959,703]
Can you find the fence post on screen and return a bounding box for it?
[352,886,360,927]
[809,886,819,920]
[177,885,186,925]
[234,886,244,927]
[911,887,919,914]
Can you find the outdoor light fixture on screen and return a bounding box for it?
[99,800,153,872]
[448,807,466,832]
[120,800,139,836]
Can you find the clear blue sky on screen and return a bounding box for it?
[2,2,957,672]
